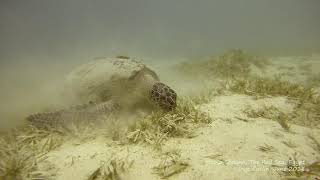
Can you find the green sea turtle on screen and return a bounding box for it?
[27,56,177,128]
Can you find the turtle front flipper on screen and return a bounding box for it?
[26,111,64,129]
[26,101,121,129]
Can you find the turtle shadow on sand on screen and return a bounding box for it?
[26,56,177,129]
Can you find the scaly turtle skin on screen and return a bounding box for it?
[27,56,177,128]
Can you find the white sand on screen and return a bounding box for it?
[40,94,319,180]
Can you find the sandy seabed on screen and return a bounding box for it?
[1,53,320,180]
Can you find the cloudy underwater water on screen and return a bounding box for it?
[0,0,319,130]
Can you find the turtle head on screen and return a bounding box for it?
[150,82,177,111]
